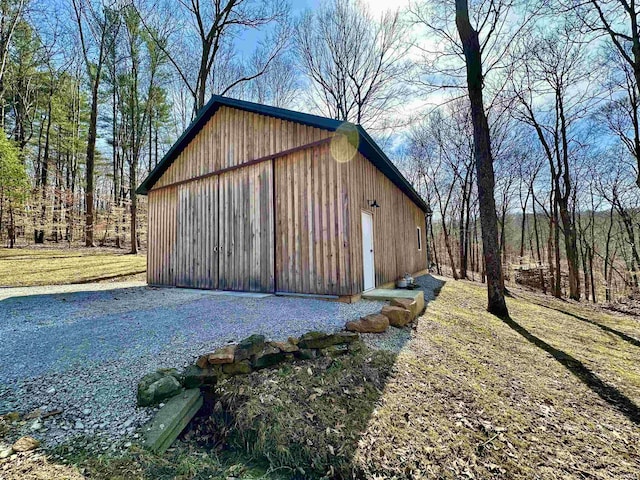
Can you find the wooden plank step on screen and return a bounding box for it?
[142,388,203,454]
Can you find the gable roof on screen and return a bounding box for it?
[137,95,429,212]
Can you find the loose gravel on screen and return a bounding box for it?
[0,282,383,451]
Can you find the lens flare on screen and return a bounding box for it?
[330,122,359,163]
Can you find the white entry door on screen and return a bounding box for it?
[361,211,375,291]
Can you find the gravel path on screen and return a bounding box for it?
[0,282,383,451]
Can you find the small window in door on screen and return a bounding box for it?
[417,227,422,251]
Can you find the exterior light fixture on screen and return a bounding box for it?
[368,199,380,208]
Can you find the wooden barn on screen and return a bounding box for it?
[137,96,429,298]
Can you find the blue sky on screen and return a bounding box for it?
[233,0,318,56]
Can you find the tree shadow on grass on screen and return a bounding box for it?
[524,299,640,349]
[500,313,640,426]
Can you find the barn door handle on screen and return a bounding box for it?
[214,246,218,252]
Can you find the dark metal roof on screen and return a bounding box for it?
[137,95,429,212]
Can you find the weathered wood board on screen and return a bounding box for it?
[146,106,427,295]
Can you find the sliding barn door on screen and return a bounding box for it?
[218,162,274,292]
[175,177,219,289]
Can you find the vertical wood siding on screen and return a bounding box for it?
[154,106,331,189]
[174,177,218,289]
[346,151,427,292]
[147,106,426,295]
[147,185,177,286]
[148,178,218,288]
[274,142,351,296]
[218,162,274,292]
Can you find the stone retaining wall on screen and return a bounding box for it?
[136,294,422,453]
[137,295,420,408]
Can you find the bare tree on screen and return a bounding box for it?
[247,54,299,108]
[138,0,289,113]
[569,0,640,187]
[0,0,27,128]
[295,0,409,128]
[409,0,539,315]
[595,153,640,288]
[72,0,120,247]
[509,25,595,300]
[454,0,508,316]
[408,107,475,280]
[599,48,640,185]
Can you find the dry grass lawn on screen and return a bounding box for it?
[0,247,146,287]
[352,279,640,478]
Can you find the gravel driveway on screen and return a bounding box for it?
[0,282,383,451]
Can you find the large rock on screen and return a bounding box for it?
[298,331,359,349]
[182,365,219,389]
[137,373,183,407]
[298,331,334,349]
[12,436,40,452]
[269,341,299,353]
[333,331,359,343]
[222,360,252,375]
[195,355,209,369]
[320,344,349,357]
[235,334,266,361]
[381,305,412,327]
[208,345,236,364]
[345,313,389,333]
[252,345,285,369]
[390,298,418,319]
[138,369,181,390]
[138,371,169,401]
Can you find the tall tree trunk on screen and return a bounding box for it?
[442,220,459,280]
[558,199,580,300]
[430,216,441,275]
[519,206,527,260]
[552,199,562,297]
[130,157,138,254]
[459,196,466,279]
[473,218,479,277]
[35,92,53,244]
[531,193,545,294]
[85,76,100,247]
[0,187,4,242]
[618,207,640,288]
[8,203,15,248]
[155,122,158,166]
[580,234,590,301]
[499,207,507,269]
[604,204,615,302]
[455,0,508,317]
[589,249,596,303]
